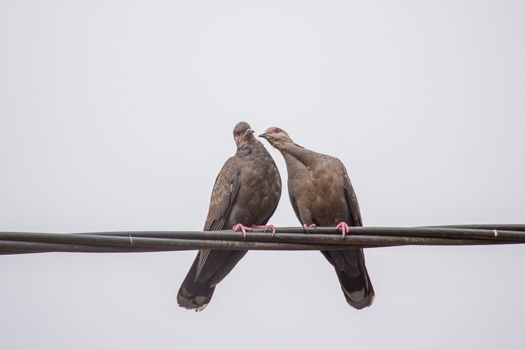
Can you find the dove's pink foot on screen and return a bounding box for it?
[252,225,277,237]
[233,224,253,239]
[303,223,317,232]
[336,222,350,238]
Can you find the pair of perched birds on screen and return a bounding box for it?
[177,122,374,311]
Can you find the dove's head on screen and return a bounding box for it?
[258,127,293,150]
[233,121,256,148]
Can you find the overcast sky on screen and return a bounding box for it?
[1,1,524,349]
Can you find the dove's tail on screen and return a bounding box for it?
[177,249,247,311]
[177,251,215,311]
[322,248,375,309]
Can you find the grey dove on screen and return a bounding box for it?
[260,127,374,309]
[177,122,281,311]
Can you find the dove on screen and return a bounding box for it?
[177,122,281,311]
[260,127,374,309]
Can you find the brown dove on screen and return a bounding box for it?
[177,122,281,311]
[260,127,374,309]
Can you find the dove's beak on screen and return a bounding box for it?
[247,129,255,134]
[258,133,267,139]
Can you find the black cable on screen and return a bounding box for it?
[0,225,523,255]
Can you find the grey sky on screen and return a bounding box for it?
[1,1,524,349]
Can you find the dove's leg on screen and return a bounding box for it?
[251,225,277,236]
[303,223,317,233]
[336,221,350,238]
[232,224,253,238]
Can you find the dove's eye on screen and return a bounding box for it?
[274,128,281,133]
[234,130,241,136]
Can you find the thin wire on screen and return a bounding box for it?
[0,225,524,255]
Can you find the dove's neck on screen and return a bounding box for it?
[281,142,315,167]
[237,139,267,158]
